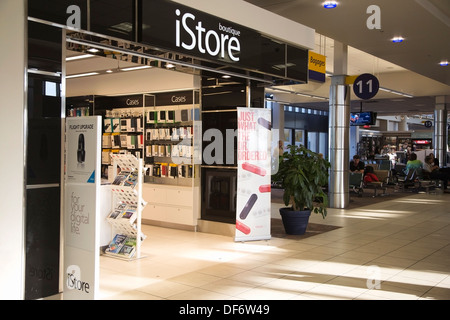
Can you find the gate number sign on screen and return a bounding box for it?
[353,73,379,100]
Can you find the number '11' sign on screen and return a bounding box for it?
[353,73,379,100]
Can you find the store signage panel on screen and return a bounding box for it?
[153,90,198,106]
[142,1,258,64]
[64,116,101,300]
[141,0,308,82]
[28,0,88,29]
[235,108,272,242]
[308,51,326,83]
[95,95,145,109]
[28,0,308,82]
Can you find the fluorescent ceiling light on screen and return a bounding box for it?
[323,1,338,9]
[121,65,151,71]
[66,54,94,61]
[87,48,100,53]
[380,87,413,98]
[66,72,99,79]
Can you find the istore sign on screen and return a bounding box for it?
[175,9,241,62]
[141,0,254,65]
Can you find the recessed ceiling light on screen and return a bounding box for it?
[391,36,404,43]
[66,72,99,79]
[323,1,338,9]
[66,54,94,61]
[87,48,100,53]
[121,65,151,71]
[439,60,449,66]
[222,75,231,79]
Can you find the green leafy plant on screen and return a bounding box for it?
[272,144,330,218]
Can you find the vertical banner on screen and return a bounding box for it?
[236,108,272,242]
[64,116,101,299]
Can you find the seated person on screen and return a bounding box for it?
[423,155,449,190]
[428,153,439,167]
[364,165,379,184]
[423,155,435,177]
[350,155,365,173]
[405,152,423,172]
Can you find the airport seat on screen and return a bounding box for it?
[364,169,389,197]
[349,172,364,197]
[397,169,419,191]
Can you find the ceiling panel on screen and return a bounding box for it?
[244,0,450,116]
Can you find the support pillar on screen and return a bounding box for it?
[434,96,448,166]
[0,0,27,300]
[399,117,408,131]
[328,42,350,209]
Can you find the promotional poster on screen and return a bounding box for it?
[235,108,272,242]
[66,117,101,184]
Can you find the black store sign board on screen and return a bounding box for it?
[28,0,308,83]
[28,0,88,29]
[94,91,199,111]
[141,0,308,82]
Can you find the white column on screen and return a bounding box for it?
[434,96,448,167]
[0,0,27,300]
[328,41,350,209]
[399,118,408,131]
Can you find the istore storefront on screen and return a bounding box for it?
[1,0,314,300]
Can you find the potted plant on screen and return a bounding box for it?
[272,144,330,235]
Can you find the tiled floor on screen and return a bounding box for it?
[98,192,450,300]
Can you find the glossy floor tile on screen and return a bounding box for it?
[98,192,450,300]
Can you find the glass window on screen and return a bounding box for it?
[44,81,59,97]
[308,132,318,153]
[294,130,304,146]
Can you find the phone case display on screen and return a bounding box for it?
[105,154,147,260]
[100,91,201,229]
[101,108,145,180]
[144,105,200,187]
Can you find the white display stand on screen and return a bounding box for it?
[64,116,102,300]
[104,153,147,260]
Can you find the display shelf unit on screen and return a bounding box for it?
[104,153,147,260]
[100,90,201,230]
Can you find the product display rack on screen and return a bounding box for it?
[104,153,147,260]
[100,90,201,229]
[143,104,200,187]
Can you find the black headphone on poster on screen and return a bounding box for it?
[77,133,85,163]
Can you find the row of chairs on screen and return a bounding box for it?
[397,168,442,193]
[350,167,443,197]
[349,169,391,197]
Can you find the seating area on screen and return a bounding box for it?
[350,163,446,197]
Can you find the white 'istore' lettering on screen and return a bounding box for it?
[175,9,241,62]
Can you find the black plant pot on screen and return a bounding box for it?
[279,207,311,235]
